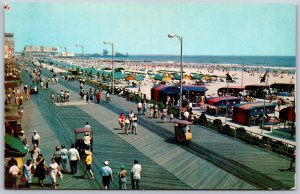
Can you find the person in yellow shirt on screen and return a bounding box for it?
[82,150,94,179]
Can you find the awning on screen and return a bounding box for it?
[279,107,296,122]
[206,96,241,107]
[182,85,208,92]
[5,133,28,158]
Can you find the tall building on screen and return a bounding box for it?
[4,33,14,59]
[23,45,60,57]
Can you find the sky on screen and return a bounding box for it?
[4,2,296,56]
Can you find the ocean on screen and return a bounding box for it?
[87,55,296,68]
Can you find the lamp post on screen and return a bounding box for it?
[103,41,114,95]
[76,44,84,57]
[60,46,67,57]
[168,34,183,118]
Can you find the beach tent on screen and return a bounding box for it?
[151,85,207,104]
[232,103,276,125]
[279,107,296,122]
[151,85,180,103]
[206,96,241,108]
[270,83,295,96]
[245,84,269,98]
[218,86,245,97]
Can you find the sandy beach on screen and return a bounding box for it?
[42,57,296,100]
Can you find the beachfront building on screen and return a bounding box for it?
[4,33,21,89]
[4,33,14,59]
[23,45,60,57]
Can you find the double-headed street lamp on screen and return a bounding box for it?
[76,44,84,57]
[103,41,115,95]
[60,46,67,57]
[168,34,183,118]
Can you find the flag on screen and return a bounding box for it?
[260,71,268,83]
[4,2,10,10]
[226,73,233,82]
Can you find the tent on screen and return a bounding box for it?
[218,86,245,97]
[151,85,207,103]
[279,107,296,122]
[232,103,276,125]
[270,83,295,96]
[206,96,241,108]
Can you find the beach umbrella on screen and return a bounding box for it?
[114,72,128,80]
[182,75,192,81]
[202,75,211,80]
[125,75,136,81]
[173,75,181,80]
[162,76,173,82]
[154,74,164,81]
[135,75,145,81]
[102,67,112,70]
[192,74,203,80]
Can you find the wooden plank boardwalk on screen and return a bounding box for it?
[27,82,191,190]
[51,71,295,189]
[14,68,295,190]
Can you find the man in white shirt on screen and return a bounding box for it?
[137,101,142,115]
[68,144,80,174]
[83,133,91,150]
[131,159,142,189]
[9,163,21,189]
[128,111,134,130]
[31,130,40,147]
[84,122,91,129]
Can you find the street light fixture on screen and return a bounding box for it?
[75,44,84,57]
[168,33,183,118]
[103,41,115,95]
[60,46,67,57]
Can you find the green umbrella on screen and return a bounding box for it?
[154,74,164,81]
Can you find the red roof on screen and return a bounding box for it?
[75,128,92,134]
[237,103,274,110]
[207,96,240,105]
[219,86,245,90]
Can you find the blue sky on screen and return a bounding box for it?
[5,2,296,56]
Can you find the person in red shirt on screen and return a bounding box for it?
[96,90,102,104]
[118,113,125,130]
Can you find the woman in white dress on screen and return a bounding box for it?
[23,159,33,188]
[49,158,60,189]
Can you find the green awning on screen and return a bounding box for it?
[5,133,28,158]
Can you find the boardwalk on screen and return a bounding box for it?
[13,67,296,190]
